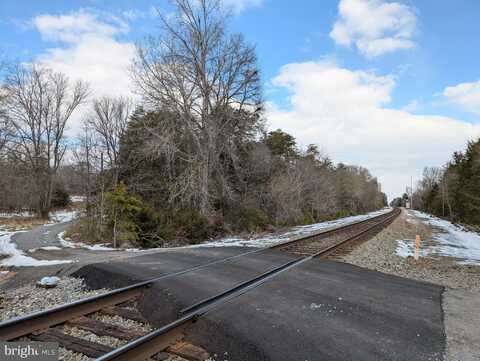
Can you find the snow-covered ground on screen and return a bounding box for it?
[1,207,393,266]
[58,231,118,251]
[47,210,80,224]
[397,210,480,266]
[194,208,392,249]
[0,227,73,267]
[0,209,79,223]
[70,195,86,203]
[0,211,34,219]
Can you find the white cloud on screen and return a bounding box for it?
[267,61,480,200]
[402,99,419,112]
[223,0,263,14]
[330,0,417,58]
[32,10,136,135]
[443,80,480,115]
[33,10,128,43]
[122,9,146,21]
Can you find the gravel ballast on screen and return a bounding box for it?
[0,277,194,361]
[341,208,480,361]
[0,277,109,321]
[342,209,480,290]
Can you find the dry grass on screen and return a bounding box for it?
[0,217,46,231]
[0,203,83,231]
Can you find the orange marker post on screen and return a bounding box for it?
[414,235,421,260]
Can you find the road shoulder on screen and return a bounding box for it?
[341,208,480,361]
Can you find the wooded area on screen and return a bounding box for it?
[412,138,480,226]
[0,0,386,247]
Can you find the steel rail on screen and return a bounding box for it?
[96,208,400,361]
[310,207,400,258]
[0,247,268,341]
[0,280,151,340]
[270,208,395,250]
[0,207,399,358]
[96,257,311,361]
[0,208,394,340]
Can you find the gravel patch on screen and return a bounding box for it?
[59,348,93,361]
[0,277,109,321]
[90,312,153,333]
[62,325,127,348]
[341,209,480,290]
[0,276,194,361]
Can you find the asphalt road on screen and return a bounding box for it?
[74,247,445,361]
[2,220,159,290]
[11,222,71,251]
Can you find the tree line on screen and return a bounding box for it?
[0,0,386,247]
[412,138,480,226]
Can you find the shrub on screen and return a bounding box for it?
[105,183,142,247]
[224,204,268,232]
[51,183,71,208]
[174,209,210,242]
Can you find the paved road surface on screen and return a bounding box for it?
[75,247,445,361]
[12,222,71,251]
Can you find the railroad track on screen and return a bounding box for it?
[273,207,401,259]
[0,208,400,360]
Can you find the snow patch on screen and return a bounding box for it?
[58,231,117,251]
[27,246,63,252]
[71,196,86,203]
[397,210,480,265]
[0,211,34,219]
[195,208,393,249]
[395,239,430,258]
[48,210,79,224]
[0,228,73,267]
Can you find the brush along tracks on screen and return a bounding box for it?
[0,209,399,360]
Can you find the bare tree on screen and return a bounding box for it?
[73,124,100,214]
[3,64,88,218]
[0,97,8,154]
[86,96,132,184]
[0,63,8,154]
[133,0,262,216]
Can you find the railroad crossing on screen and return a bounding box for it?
[0,209,446,361]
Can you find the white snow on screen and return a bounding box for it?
[1,207,394,263]
[0,209,79,223]
[48,210,79,224]
[396,210,480,265]
[57,231,117,251]
[27,246,63,252]
[0,211,34,219]
[395,239,430,259]
[195,208,393,249]
[0,208,86,266]
[70,195,86,203]
[0,227,73,267]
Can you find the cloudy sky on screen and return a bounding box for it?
[1,0,480,200]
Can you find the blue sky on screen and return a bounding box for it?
[1,0,480,199]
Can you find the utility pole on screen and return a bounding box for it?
[410,176,414,209]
